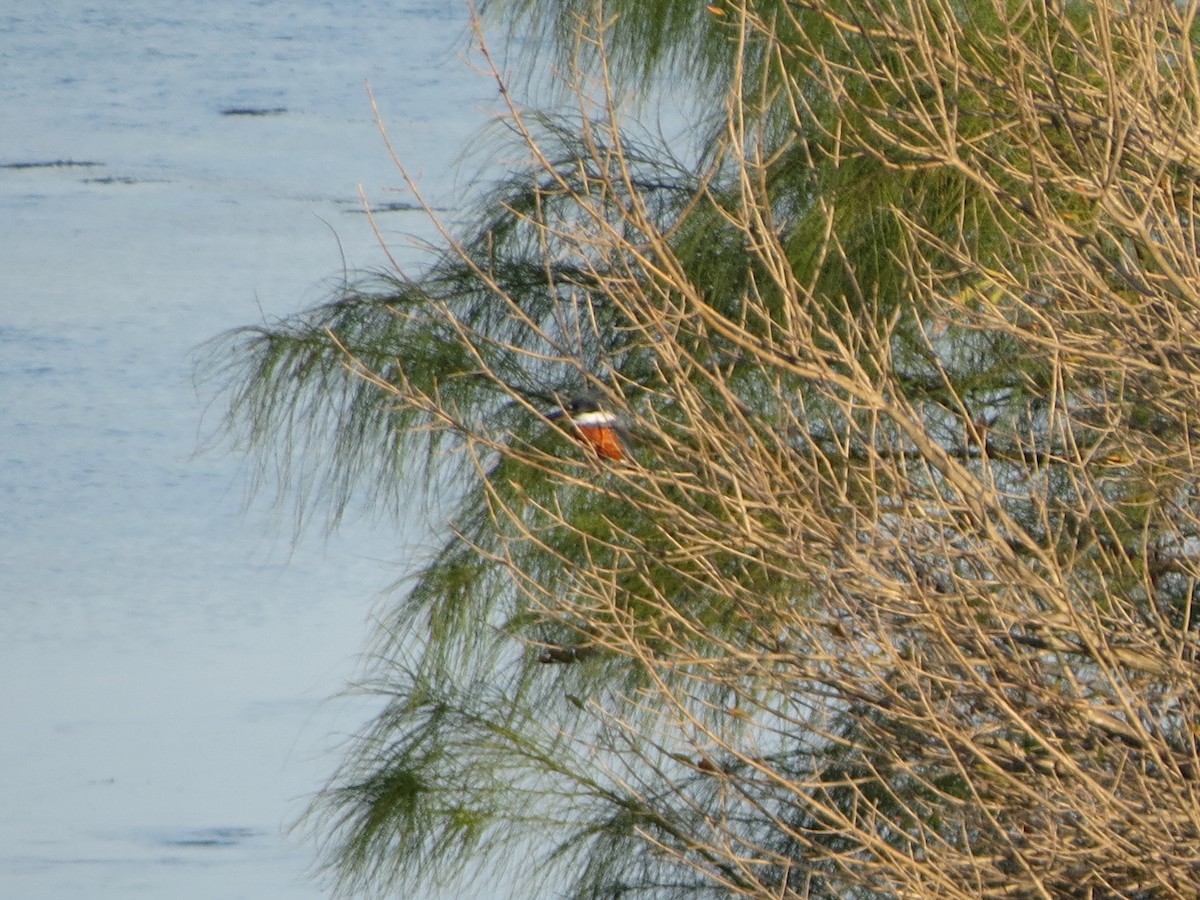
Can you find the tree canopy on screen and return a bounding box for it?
[209,0,1200,896]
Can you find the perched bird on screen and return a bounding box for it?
[546,394,630,461]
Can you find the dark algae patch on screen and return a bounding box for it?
[354,200,423,213]
[220,106,288,117]
[163,826,262,848]
[2,159,103,170]
[342,200,452,214]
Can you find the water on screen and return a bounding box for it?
[0,3,491,896]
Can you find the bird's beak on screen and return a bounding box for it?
[545,407,566,422]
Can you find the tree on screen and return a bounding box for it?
[208,0,1200,896]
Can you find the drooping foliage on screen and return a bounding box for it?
[209,0,1200,896]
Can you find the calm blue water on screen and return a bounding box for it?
[0,3,490,897]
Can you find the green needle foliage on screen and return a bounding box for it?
[207,0,1200,896]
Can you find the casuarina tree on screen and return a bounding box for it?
[209,1,1200,896]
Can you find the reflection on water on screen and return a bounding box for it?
[0,2,486,897]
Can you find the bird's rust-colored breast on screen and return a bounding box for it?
[575,423,626,461]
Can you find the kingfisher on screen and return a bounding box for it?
[545,394,630,461]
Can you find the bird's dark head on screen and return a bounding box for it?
[545,393,605,421]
